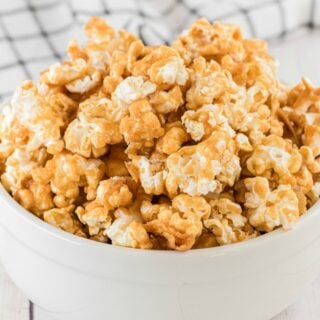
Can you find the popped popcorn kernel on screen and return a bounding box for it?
[66,71,102,93]
[3,81,64,154]
[65,113,121,158]
[42,59,88,86]
[120,99,164,145]
[76,201,111,236]
[204,198,257,245]
[244,177,300,232]
[84,16,116,43]
[44,205,86,237]
[96,177,136,210]
[14,180,53,216]
[131,46,188,86]
[182,104,234,141]
[166,129,241,197]
[43,152,105,205]
[113,76,156,110]
[144,196,206,251]
[156,123,189,154]
[150,85,183,114]
[106,208,152,249]
[246,135,302,177]
[128,155,167,195]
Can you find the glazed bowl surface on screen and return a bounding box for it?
[0,184,320,320]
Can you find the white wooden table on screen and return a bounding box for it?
[1,29,320,320]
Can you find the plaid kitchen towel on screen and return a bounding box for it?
[0,0,320,102]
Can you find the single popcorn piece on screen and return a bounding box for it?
[150,86,184,114]
[303,124,320,157]
[204,198,257,245]
[153,56,188,85]
[84,16,116,43]
[44,205,86,237]
[244,177,300,232]
[128,155,167,195]
[172,193,211,220]
[186,57,238,110]
[120,99,164,146]
[76,201,112,236]
[79,93,122,122]
[14,180,53,216]
[96,177,136,210]
[145,194,209,250]
[42,59,88,86]
[148,55,188,86]
[66,71,102,93]
[130,46,188,86]
[43,152,105,206]
[156,122,189,154]
[1,147,49,194]
[182,104,235,141]
[287,78,320,114]
[45,92,78,125]
[65,113,121,158]
[65,93,123,158]
[173,19,245,64]
[112,76,156,110]
[166,129,241,197]
[299,146,320,174]
[2,81,65,154]
[246,135,302,177]
[105,207,152,249]
[2,17,320,251]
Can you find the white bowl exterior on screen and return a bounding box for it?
[1,186,320,320]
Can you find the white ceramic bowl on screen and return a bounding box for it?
[1,184,320,320]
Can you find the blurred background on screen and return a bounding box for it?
[0,0,320,103]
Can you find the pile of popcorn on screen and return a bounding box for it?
[1,17,320,251]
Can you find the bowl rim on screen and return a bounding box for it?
[1,183,320,257]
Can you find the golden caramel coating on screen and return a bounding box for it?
[128,155,167,195]
[14,181,53,216]
[96,177,136,210]
[106,207,152,249]
[150,86,183,114]
[1,17,320,250]
[144,194,209,251]
[120,99,164,146]
[246,135,302,177]
[44,205,87,237]
[112,76,156,111]
[204,198,258,245]
[244,177,300,232]
[65,114,120,158]
[186,58,237,110]
[76,201,111,236]
[42,152,105,205]
[166,129,241,197]
[1,81,64,154]
[42,59,88,86]
[182,104,234,141]
[156,123,189,154]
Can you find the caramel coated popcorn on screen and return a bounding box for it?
[1,17,320,251]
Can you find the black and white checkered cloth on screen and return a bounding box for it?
[0,0,320,103]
